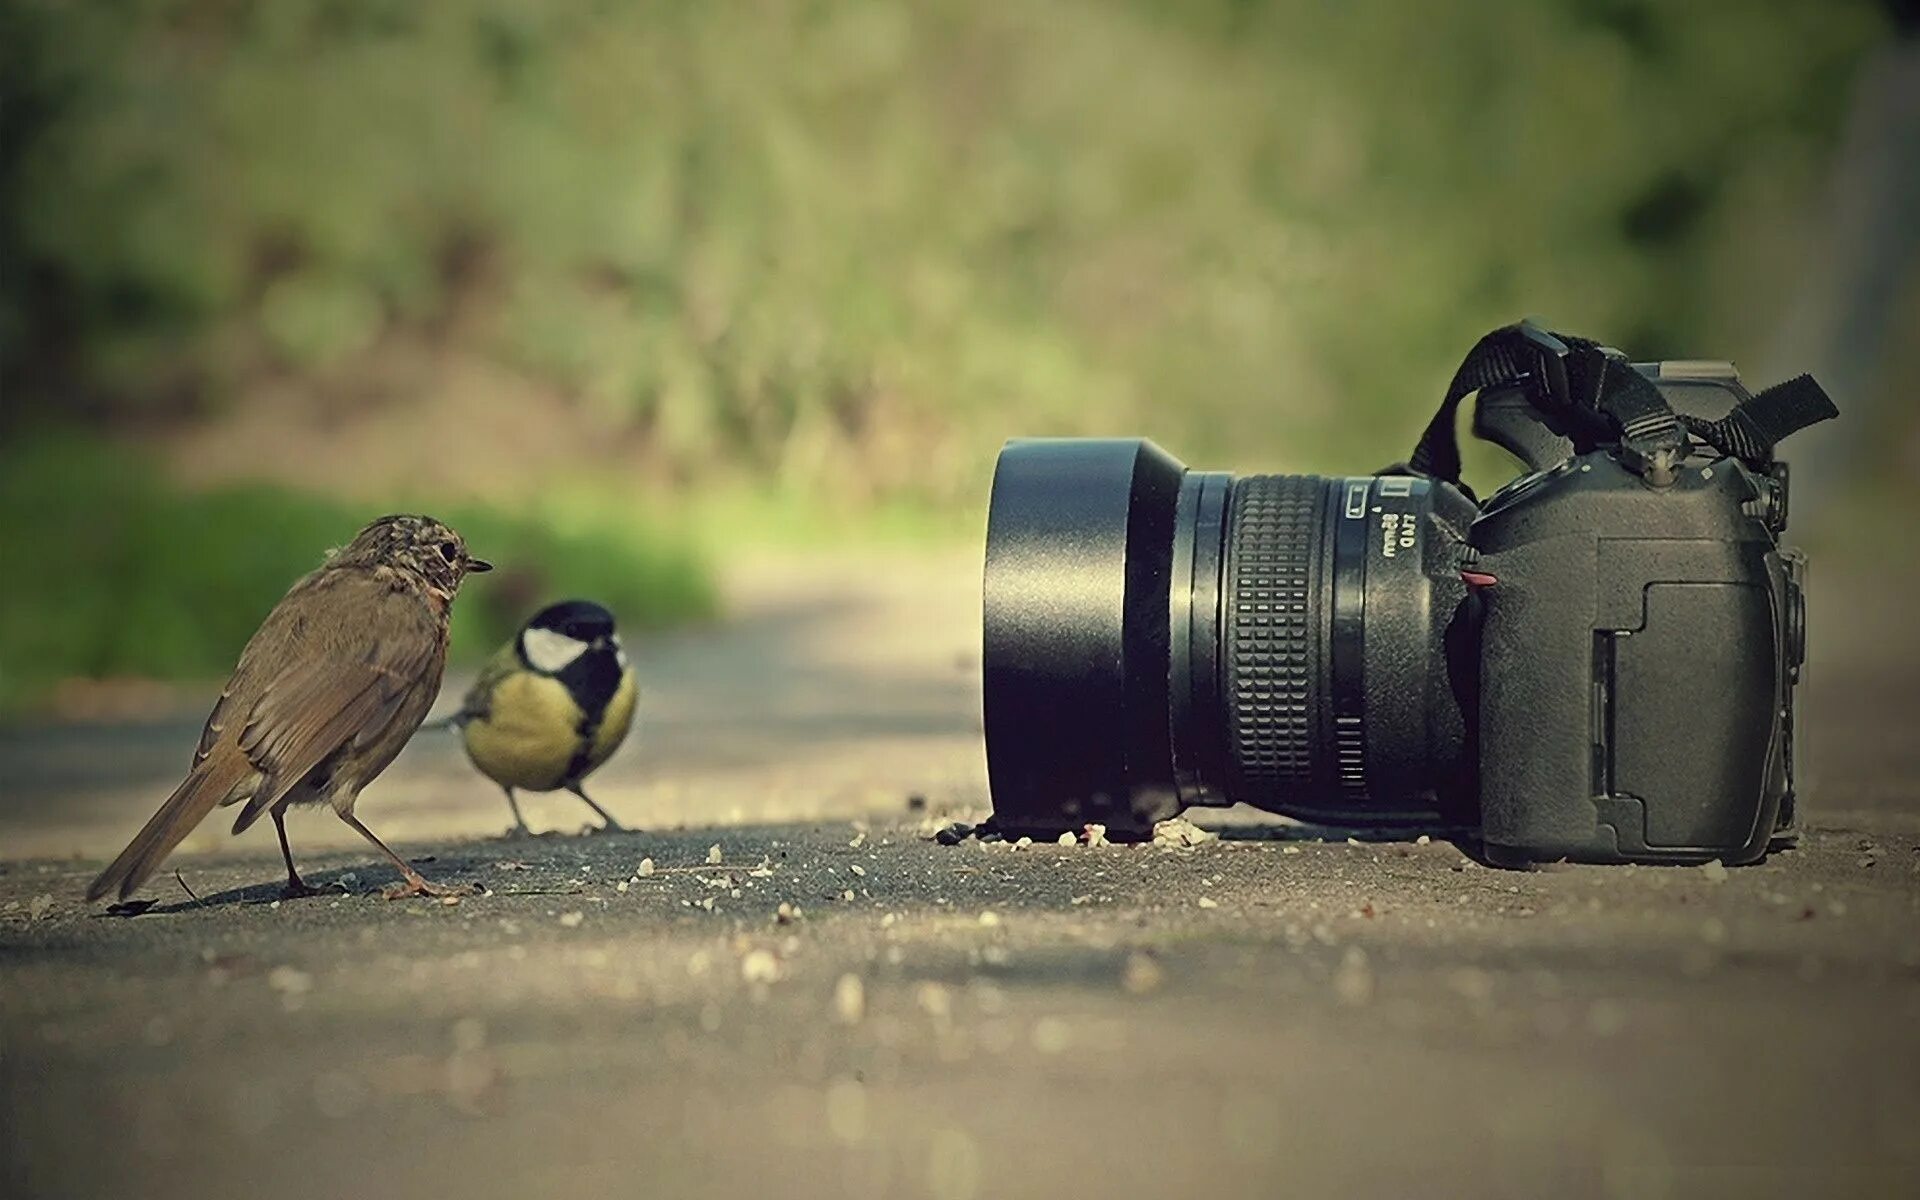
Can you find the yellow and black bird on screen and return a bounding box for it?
[87,514,492,903]
[444,600,638,835]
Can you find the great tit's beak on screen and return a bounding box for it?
[466,556,494,573]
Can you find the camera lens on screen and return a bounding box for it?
[982,439,1475,838]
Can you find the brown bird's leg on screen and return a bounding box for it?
[501,785,535,838]
[338,811,475,899]
[566,782,628,833]
[274,808,329,899]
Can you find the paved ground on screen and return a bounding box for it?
[2,549,1916,1199]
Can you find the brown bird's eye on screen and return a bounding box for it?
[439,541,459,563]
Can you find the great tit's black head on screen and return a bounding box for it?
[518,599,622,674]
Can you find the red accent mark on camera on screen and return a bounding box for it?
[1460,570,1499,588]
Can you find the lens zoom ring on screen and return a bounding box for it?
[1224,475,1324,793]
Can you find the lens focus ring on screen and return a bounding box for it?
[1223,475,1326,796]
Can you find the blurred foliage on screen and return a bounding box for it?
[0,0,1888,496]
[0,432,715,709]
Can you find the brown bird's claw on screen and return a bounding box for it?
[583,821,630,836]
[280,880,339,901]
[381,875,481,901]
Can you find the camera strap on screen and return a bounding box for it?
[1402,320,1836,498]
[1675,374,1838,465]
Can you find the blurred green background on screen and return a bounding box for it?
[2,0,1916,711]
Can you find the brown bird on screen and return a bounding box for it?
[86,514,492,903]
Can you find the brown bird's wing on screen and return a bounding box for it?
[86,570,445,901]
[227,628,440,833]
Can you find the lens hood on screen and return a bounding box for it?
[982,439,1189,837]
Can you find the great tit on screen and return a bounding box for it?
[446,599,637,835]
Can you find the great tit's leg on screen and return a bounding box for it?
[567,782,628,833]
[274,808,329,899]
[337,811,476,899]
[501,785,535,838]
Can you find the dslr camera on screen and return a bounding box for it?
[982,322,1836,865]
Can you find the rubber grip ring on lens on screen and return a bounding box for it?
[1223,475,1324,795]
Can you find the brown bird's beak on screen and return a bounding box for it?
[466,556,494,573]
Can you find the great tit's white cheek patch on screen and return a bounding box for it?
[522,626,589,674]
[613,636,629,671]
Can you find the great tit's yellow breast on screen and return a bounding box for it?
[461,670,582,791]
[584,667,638,773]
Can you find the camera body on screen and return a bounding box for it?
[1466,377,1804,865]
[981,324,1834,866]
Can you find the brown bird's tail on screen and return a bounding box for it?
[86,760,251,902]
